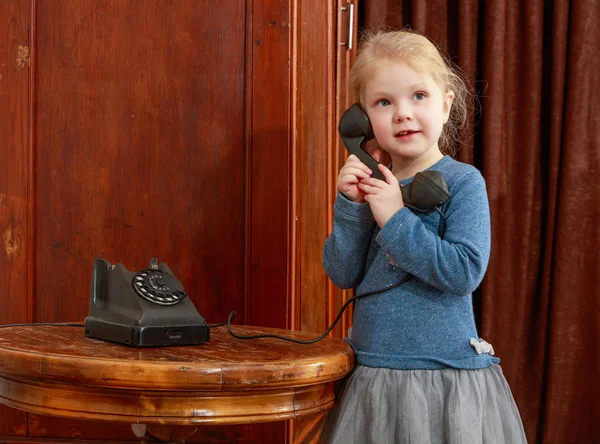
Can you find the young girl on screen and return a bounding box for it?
[320,30,527,443]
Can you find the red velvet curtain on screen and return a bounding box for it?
[362,1,599,443]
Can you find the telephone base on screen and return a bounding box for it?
[84,316,210,347]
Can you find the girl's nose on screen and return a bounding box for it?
[394,104,411,121]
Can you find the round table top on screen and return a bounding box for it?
[0,324,354,425]
[0,324,354,390]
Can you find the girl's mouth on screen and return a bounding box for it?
[395,130,419,138]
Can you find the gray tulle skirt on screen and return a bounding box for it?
[320,364,527,444]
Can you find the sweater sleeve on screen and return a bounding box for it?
[323,192,377,289]
[375,171,491,295]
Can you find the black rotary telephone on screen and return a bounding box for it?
[84,258,210,347]
[339,104,450,212]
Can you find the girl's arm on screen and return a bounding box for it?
[375,171,491,295]
[323,193,377,289]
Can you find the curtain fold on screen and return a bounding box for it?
[363,1,599,442]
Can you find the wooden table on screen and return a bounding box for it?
[0,325,354,443]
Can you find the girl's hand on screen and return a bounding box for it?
[337,154,376,203]
[358,163,405,228]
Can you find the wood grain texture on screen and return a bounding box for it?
[327,0,359,340]
[247,0,291,332]
[32,0,247,327]
[0,0,30,337]
[0,325,353,426]
[131,424,198,443]
[0,0,32,438]
[291,412,327,444]
[292,0,334,337]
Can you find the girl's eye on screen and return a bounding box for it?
[376,99,391,107]
[414,92,426,101]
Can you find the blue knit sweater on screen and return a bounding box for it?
[323,155,500,370]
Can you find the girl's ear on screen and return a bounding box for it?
[442,90,455,124]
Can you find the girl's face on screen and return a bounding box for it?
[362,60,454,171]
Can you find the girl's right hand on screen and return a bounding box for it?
[337,154,374,203]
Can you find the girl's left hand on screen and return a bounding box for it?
[358,163,404,228]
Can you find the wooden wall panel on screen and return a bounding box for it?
[292,0,334,336]
[0,0,31,438]
[0,0,30,324]
[247,0,290,331]
[32,0,247,327]
[291,0,357,339]
[327,0,359,339]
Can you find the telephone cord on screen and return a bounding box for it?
[223,205,447,343]
[222,275,412,344]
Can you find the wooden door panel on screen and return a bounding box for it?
[33,0,247,327]
[292,0,332,337]
[291,0,357,339]
[328,0,358,339]
[0,0,32,439]
[247,1,290,330]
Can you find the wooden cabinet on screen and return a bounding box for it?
[0,0,358,442]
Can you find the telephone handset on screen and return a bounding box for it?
[338,104,382,179]
[338,104,451,212]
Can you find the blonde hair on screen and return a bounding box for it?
[349,29,471,155]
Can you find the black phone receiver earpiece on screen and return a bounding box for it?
[338,104,384,181]
[338,104,451,212]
